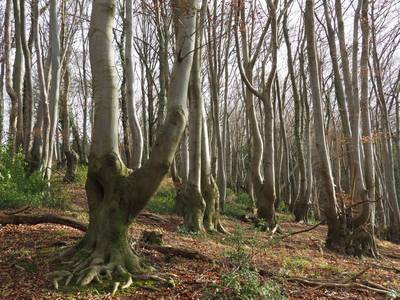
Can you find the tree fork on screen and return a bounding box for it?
[48,0,199,291]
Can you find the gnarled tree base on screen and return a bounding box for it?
[326,220,378,258]
[182,183,206,232]
[49,234,160,294]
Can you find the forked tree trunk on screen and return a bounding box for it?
[305,0,346,251]
[20,0,34,159]
[4,0,18,150]
[45,0,62,179]
[371,13,400,241]
[50,0,198,289]
[30,0,47,172]
[13,0,25,152]
[201,101,224,232]
[125,0,143,170]
[360,0,376,233]
[283,9,307,221]
[61,67,78,182]
[182,5,206,232]
[260,0,277,227]
[234,0,276,227]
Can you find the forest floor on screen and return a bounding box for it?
[0,176,399,300]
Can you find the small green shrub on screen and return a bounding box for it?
[208,226,287,300]
[280,256,311,276]
[224,192,253,219]
[75,165,88,185]
[277,199,289,213]
[0,146,66,209]
[147,186,176,214]
[226,187,236,197]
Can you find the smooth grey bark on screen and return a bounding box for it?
[283,9,307,221]
[234,1,265,221]
[305,0,345,250]
[20,0,34,159]
[277,77,292,209]
[183,22,206,232]
[234,0,277,227]
[115,12,131,167]
[140,63,149,163]
[30,0,47,172]
[335,0,355,135]
[300,46,314,220]
[12,0,25,151]
[125,0,143,170]
[60,66,77,182]
[80,2,89,163]
[322,0,352,157]
[4,0,18,149]
[45,0,62,179]
[206,0,227,213]
[0,54,3,142]
[154,0,169,128]
[50,0,199,288]
[347,0,371,231]
[261,0,278,226]
[371,10,400,241]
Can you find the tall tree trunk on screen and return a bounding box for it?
[60,67,77,182]
[20,0,34,159]
[50,0,198,289]
[283,9,307,221]
[305,0,345,251]
[360,0,376,230]
[12,0,25,151]
[30,0,47,172]
[4,0,18,149]
[116,12,131,167]
[371,10,400,241]
[183,12,206,231]
[0,53,3,142]
[80,3,89,163]
[45,0,62,179]
[260,0,277,227]
[125,0,143,170]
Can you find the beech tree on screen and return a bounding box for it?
[49,0,199,289]
[1,0,400,287]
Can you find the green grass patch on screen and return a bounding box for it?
[280,256,311,276]
[223,192,254,219]
[75,164,88,185]
[206,226,286,300]
[146,185,176,215]
[0,146,67,209]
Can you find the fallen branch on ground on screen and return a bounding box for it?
[139,242,214,262]
[286,276,395,295]
[0,212,87,232]
[274,221,324,240]
[369,262,400,274]
[138,212,169,223]
[343,266,370,283]
[3,206,31,215]
[259,265,399,296]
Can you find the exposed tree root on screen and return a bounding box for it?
[216,222,229,234]
[48,243,172,295]
[0,212,87,231]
